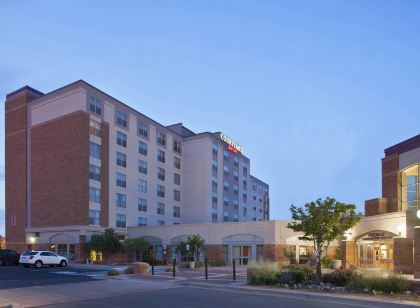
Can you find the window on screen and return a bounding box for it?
[89,142,101,159]
[89,96,102,116]
[174,173,181,185]
[223,181,229,192]
[116,193,126,208]
[223,212,229,222]
[157,167,165,181]
[156,131,166,146]
[212,143,218,155]
[174,189,181,202]
[243,193,248,201]
[157,149,165,163]
[223,165,229,177]
[89,187,101,203]
[233,171,239,181]
[138,198,147,212]
[223,149,229,161]
[243,166,248,175]
[212,179,218,190]
[233,199,239,209]
[212,208,218,223]
[174,157,181,169]
[139,141,147,156]
[233,214,239,222]
[157,219,165,225]
[116,172,126,188]
[116,152,127,168]
[157,202,165,215]
[89,120,101,137]
[138,160,148,174]
[212,160,218,172]
[212,191,218,204]
[233,156,239,167]
[157,185,165,198]
[89,210,100,226]
[89,165,101,181]
[243,207,247,216]
[401,164,419,210]
[173,206,181,218]
[116,110,128,128]
[138,122,149,138]
[223,195,229,207]
[173,140,182,154]
[116,214,126,228]
[117,131,127,147]
[138,217,147,226]
[233,184,239,195]
[138,179,147,193]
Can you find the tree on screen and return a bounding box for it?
[122,238,150,260]
[287,197,361,285]
[86,228,122,258]
[187,234,206,261]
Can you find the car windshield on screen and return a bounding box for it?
[22,252,38,256]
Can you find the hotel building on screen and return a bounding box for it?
[343,134,420,276]
[5,80,269,261]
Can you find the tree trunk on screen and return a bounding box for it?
[315,252,322,285]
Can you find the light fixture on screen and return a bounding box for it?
[417,209,420,219]
[29,236,36,244]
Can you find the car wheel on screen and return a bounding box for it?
[23,264,30,268]
[34,260,43,268]
[60,260,67,267]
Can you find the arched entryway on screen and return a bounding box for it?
[222,234,264,265]
[170,235,190,263]
[355,230,398,270]
[138,236,164,261]
[49,234,76,260]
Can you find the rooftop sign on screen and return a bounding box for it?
[220,133,244,154]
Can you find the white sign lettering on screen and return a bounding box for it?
[220,133,244,154]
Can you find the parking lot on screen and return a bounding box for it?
[0,264,107,290]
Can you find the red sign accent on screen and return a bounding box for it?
[227,145,238,154]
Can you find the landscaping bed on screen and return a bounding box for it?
[247,261,419,302]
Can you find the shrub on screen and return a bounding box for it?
[321,255,332,269]
[321,273,333,284]
[195,261,204,268]
[124,267,134,274]
[107,269,119,276]
[142,256,165,266]
[327,268,358,287]
[247,261,281,285]
[209,260,226,267]
[278,268,315,285]
[347,273,409,294]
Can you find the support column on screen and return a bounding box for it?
[414,228,420,278]
[342,240,356,269]
[394,237,413,274]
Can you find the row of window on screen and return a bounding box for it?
[88,210,178,228]
[89,96,182,154]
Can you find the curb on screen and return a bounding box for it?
[179,281,420,307]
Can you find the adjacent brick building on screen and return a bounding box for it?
[343,134,420,276]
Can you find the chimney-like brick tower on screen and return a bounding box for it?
[5,86,43,252]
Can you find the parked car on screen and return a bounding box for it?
[19,251,68,268]
[0,249,20,266]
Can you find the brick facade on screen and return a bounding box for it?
[394,237,413,274]
[365,198,388,217]
[100,121,110,227]
[30,111,90,227]
[205,245,223,261]
[381,154,400,213]
[5,88,42,252]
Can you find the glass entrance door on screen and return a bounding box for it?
[358,242,394,270]
[359,244,374,268]
[232,245,252,265]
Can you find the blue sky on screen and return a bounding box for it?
[1,1,420,236]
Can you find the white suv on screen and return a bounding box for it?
[19,251,68,268]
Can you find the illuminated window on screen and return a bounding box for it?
[401,164,419,210]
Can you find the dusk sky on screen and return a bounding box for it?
[1,1,420,236]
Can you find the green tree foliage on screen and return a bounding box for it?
[287,197,361,285]
[187,234,206,261]
[86,228,122,256]
[122,237,150,259]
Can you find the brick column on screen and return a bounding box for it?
[342,240,356,269]
[414,228,420,278]
[394,237,413,274]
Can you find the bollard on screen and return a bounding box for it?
[233,259,236,281]
[173,258,176,277]
[152,254,155,275]
[205,257,208,280]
